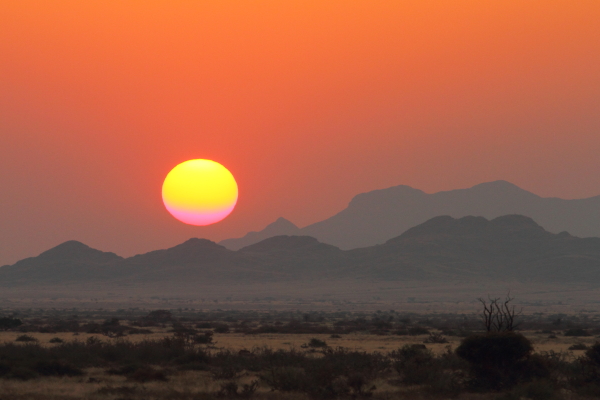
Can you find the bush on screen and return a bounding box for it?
[7,367,38,380]
[564,328,591,337]
[213,323,230,333]
[408,326,430,335]
[307,338,328,348]
[128,366,168,382]
[49,337,64,343]
[497,379,559,400]
[15,334,37,342]
[34,360,83,377]
[217,380,258,398]
[262,367,307,392]
[424,332,449,343]
[456,332,538,390]
[391,344,436,385]
[0,317,22,330]
[569,343,588,350]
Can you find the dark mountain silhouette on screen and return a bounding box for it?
[297,180,600,249]
[0,240,122,285]
[2,215,600,286]
[237,235,344,280]
[345,215,600,281]
[219,217,299,250]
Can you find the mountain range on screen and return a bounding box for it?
[2,214,600,286]
[219,180,600,250]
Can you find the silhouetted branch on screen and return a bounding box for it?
[478,293,522,332]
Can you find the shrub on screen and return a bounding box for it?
[569,343,588,350]
[498,379,559,400]
[194,331,214,344]
[307,338,328,348]
[424,332,449,343]
[346,372,377,397]
[127,328,153,334]
[128,366,168,382]
[262,367,307,392]
[7,367,38,380]
[391,344,436,385]
[49,337,64,343]
[34,360,83,377]
[0,317,22,330]
[456,332,538,390]
[15,334,37,342]
[408,326,430,335]
[217,380,258,398]
[564,328,591,337]
[584,342,600,367]
[213,323,230,333]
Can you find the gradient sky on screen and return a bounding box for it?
[1,1,600,266]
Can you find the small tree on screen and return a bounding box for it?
[0,317,22,331]
[457,295,547,391]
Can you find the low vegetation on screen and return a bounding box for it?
[0,305,599,399]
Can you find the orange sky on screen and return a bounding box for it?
[1,1,600,265]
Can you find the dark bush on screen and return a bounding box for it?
[145,310,173,323]
[391,344,436,385]
[107,363,145,376]
[128,366,168,382]
[564,328,591,337]
[213,323,230,333]
[456,332,537,390]
[217,380,258,398]
[7,367,38,380]
[49,337,64,343]
[127,328,153,334]
[408,326,430,335]
[498,379,559,400]
[262,367,307,392]
[194,331,214,344]
[34,360,83,377]
[569,343,589,350]
[15,334,37,342]
[424,332,449,343]
[584,342,600,367]
[107,363,168,382]
[307,338,328,348]
[0,317,22,330]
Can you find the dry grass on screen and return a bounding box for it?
[0,329,597,399]
[0,329,596,355]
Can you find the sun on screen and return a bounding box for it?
[162,159,238,226]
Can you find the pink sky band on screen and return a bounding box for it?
[164,204,236,226]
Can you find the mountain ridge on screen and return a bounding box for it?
[297,180,600,249]
[3,214,600,286]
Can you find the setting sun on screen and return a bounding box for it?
[162,159,238,226]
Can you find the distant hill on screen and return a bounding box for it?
[219,217,299,250]
[0,240,122,285]
[345,215,600,282]
[298,180,600,249]
[2,215,600,286]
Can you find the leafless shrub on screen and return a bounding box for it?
[478,293,522,332]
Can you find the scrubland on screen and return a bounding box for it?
[1,308,600,399]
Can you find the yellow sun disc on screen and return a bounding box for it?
[162,159,238,226]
